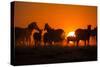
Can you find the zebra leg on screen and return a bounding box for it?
[67,40,69,44]
[34,40,37,48]
[26,37,31,47]
[84,40,86,46]
[67,40,69,46]
[73,41,75,46]
[27,38,30,47]
[25,38,28,47]
[37,41,40,47]
[76,40,79,47]
[43,41,46,47]
[39,40,42,47]
[49,41,52,46]
[87,39,89,46]
[24,38,27,46]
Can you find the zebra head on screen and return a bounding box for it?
[28,22,39,30]
[44,23,53,32]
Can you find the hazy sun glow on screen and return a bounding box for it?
[67,31,75,37]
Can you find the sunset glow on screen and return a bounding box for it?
[67,31,75,37]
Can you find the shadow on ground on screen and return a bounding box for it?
[14,45,97,65]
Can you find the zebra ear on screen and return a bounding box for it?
[44,23,49,30]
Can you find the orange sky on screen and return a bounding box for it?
[14,1,97,36]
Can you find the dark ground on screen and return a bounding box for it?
[14,45,97,66]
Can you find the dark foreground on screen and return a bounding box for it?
[14,45,97,65]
